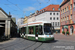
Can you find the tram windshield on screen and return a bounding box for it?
[44,23,53,35]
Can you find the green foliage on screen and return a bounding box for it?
[62,31,65,34]
[66,31,69,34]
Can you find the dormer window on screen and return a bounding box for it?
[41,11,42,13]
[58,8,60,10]
[53,8,55,10]
[39,11,40,13]
[43,9,45,12]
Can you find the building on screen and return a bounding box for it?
[60,0,75,35]
[23,16,28,24]
[17,18,24,29]
[28,13,36,23]
[0,8,17,39]
[35,4,60,33]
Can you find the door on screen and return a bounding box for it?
[35,26,39,40]
[70,26,73,35]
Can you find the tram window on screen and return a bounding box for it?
[39,26,43,35]
[24,27,26,35]
[35,26,39,37]
[29,27,34,34]
[21,27,26,34]
[35,26,38,32]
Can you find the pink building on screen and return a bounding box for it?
[60,0,75,35]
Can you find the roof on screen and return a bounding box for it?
[0,25,4,27]
[20,21,51,27]
[60,0,70,7]
[35,4,60,16]
[40,4,60,11]
[0,8,9,17]
[12,18,16,23]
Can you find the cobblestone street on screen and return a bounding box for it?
[0,34,75,50]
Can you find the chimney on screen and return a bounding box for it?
[63,0,65,1]
[8,12,11,18]
[30,12,32,15]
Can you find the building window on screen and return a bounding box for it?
[43,9,45,12]
[61,10,62,14]
[50,17,52,20]
[61,18,62,22]
[63,9,64,13]
[74,2,75,8]
[53,13,55,15]
[70,14,72,19]
[53,8,55,10]
[67,7,68,11]
[70,4,72,9]
[58,22,60,26]
[55,22,57,26]
[57,13,59,15]
[50,13,52,15]
[41,11,42,13]
[67,16,69,20]
[53,22,54,26]
[63,17,64,21]
[58,8,60,10]
[57,17,59,20]
[65,8,66,12]
[65,17,66,21]
[51,22,52,26]
[53,17,55,20]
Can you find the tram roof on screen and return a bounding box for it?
[20,21,51,28]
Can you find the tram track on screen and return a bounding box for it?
[0,38,43,50]
[0,38,25,49]
[34,42,43,50]
[22,41,43,50]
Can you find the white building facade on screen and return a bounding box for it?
[17,18,24,29]
[35,5,60,33]
[28,13,36,23]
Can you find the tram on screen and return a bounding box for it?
[19,21,54,41]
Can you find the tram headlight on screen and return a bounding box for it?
[49,35,51,37]
[24,36,25,38]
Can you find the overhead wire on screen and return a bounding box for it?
[37,0,50,10]
[4,4,17,11]
[6,0,25,17]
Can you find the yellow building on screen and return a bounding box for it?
[23,16,28,24]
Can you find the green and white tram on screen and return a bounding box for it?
[19,21,54,41]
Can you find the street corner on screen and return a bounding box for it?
[0,38,16,44]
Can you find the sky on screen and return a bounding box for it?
[0,0,62,23]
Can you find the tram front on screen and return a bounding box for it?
[43,23,54,41]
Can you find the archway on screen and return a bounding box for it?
[70,26,74,35]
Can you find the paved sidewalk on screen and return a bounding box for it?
[54,34,75,42]
[0,38,16,44]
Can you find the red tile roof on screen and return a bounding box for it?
[35,4,60,16]
[40,4,60,12]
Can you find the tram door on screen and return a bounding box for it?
[35,26,39,40]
